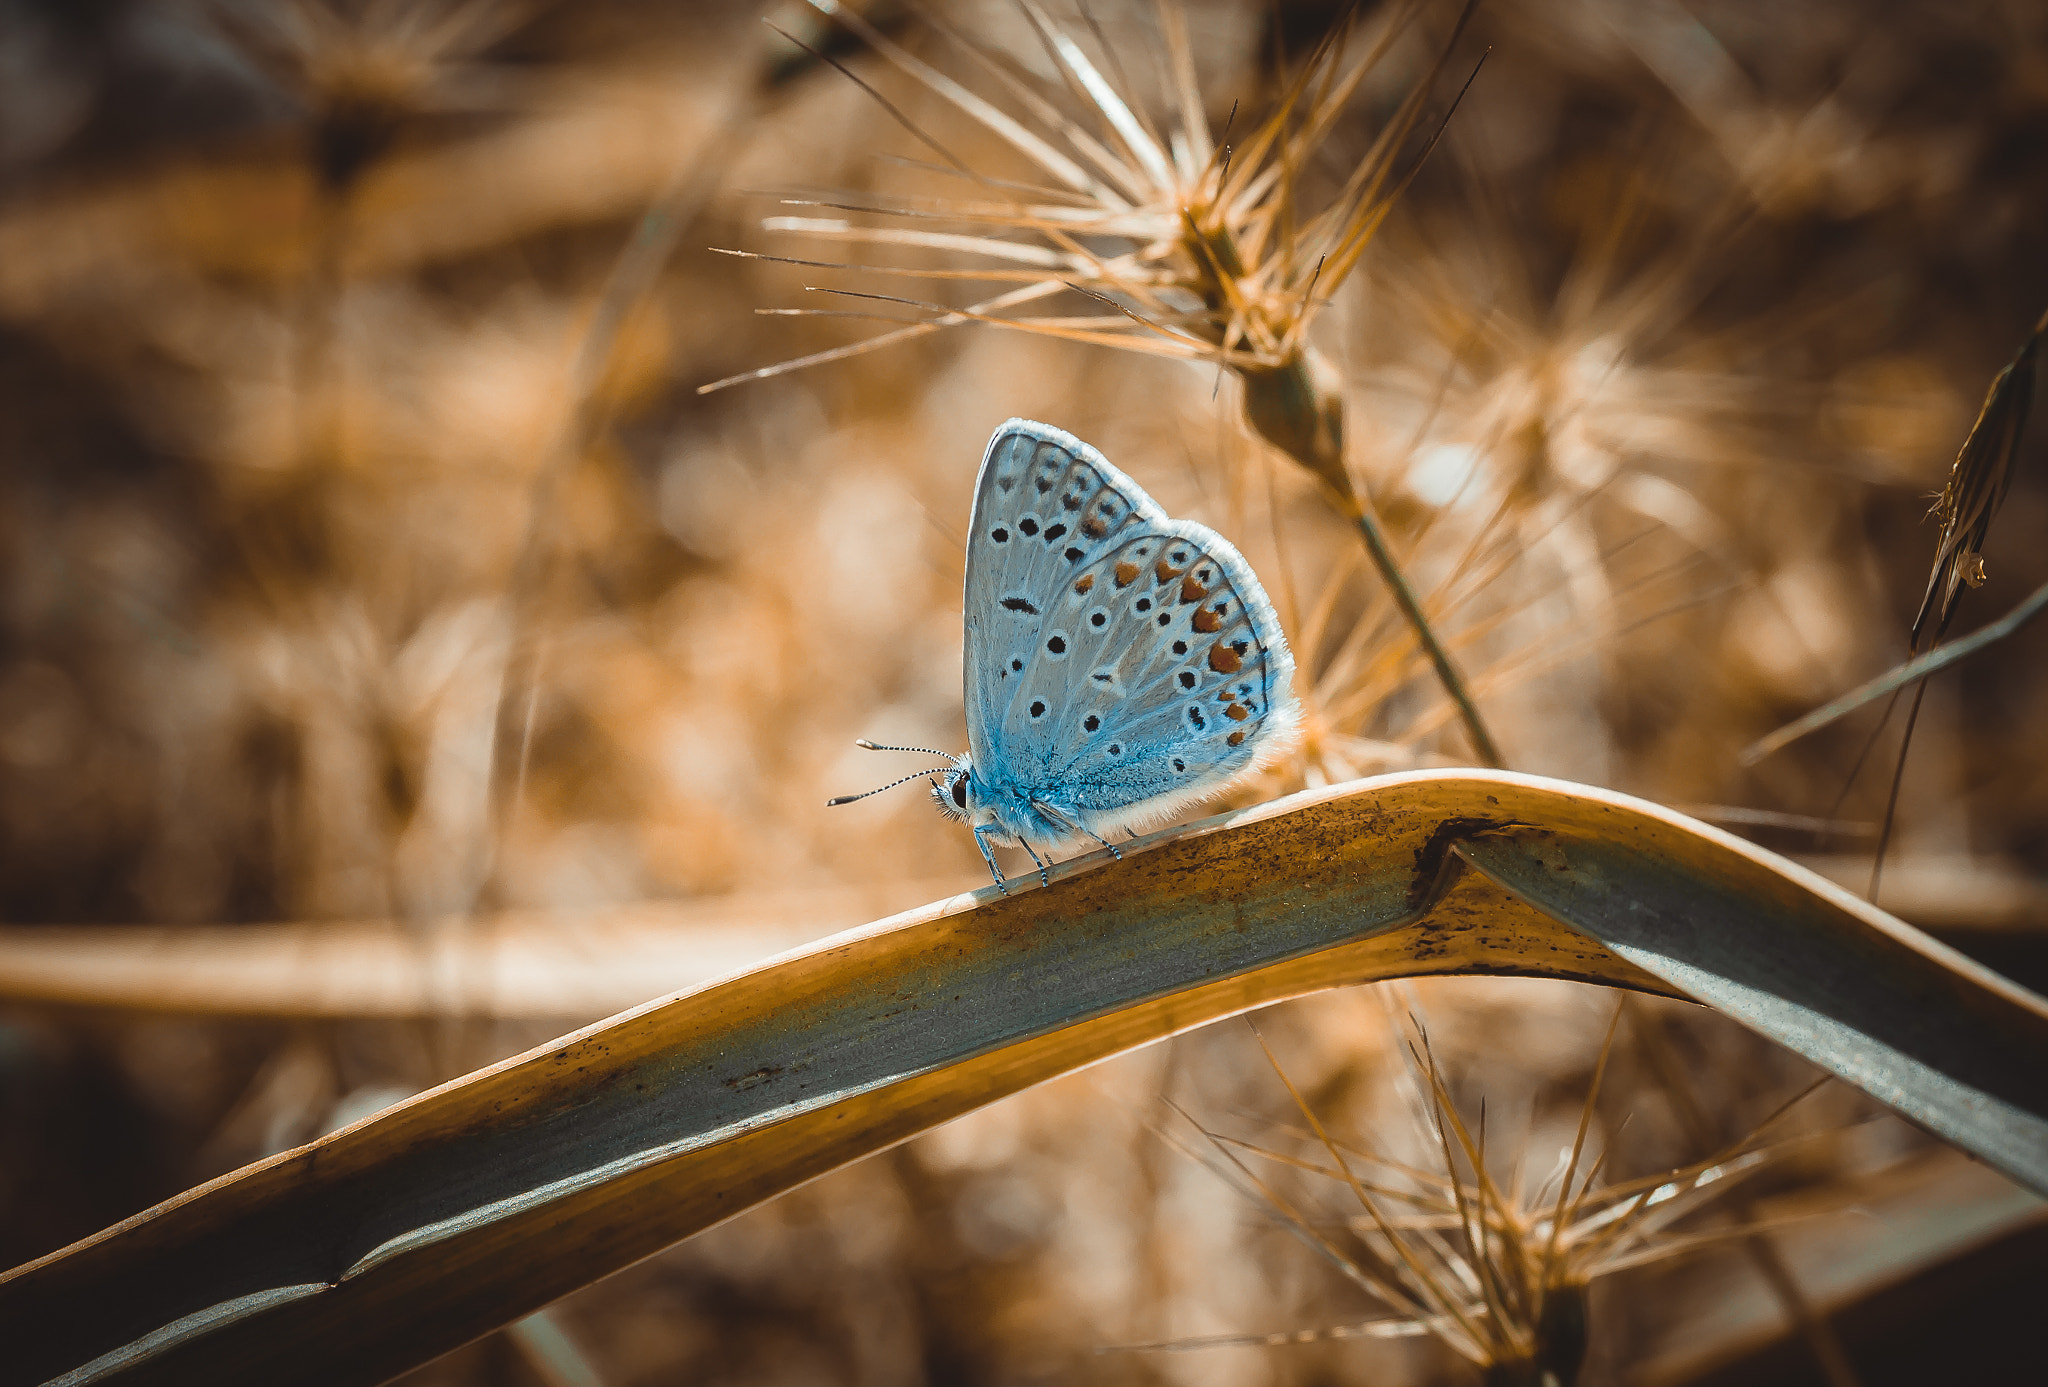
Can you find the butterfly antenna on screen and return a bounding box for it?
[855,739,953,757]
[827,769,952,807]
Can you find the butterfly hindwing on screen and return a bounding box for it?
[1036,521,1295,826]
[963,420,1298,840]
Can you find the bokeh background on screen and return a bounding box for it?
[2,0,2045,1383]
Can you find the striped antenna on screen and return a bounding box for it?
[855,739,952,756]
[827,768,951,807]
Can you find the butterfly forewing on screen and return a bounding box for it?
[964,423,1164,761]
[964,420,1298,835]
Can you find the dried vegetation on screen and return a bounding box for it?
[1,0,2045,1383]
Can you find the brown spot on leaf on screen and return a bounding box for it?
[1114,561,1140,587]
[1209,644,1242,674]
[1073,573,1094,595]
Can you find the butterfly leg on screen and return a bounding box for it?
[1030,798,1121,862]
[1082,827,1123,861]
[1018,838,1052,888]
[972,826,1009,895]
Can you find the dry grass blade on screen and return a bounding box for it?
[5,771,2043,1385]
[1858,308,2048,895]
[1741,573,2048,765]
[1737,308,2043,896]
[1100,1314,1452,1351]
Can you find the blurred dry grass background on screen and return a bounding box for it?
[2,0,2046,1382]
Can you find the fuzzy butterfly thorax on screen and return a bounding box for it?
[838,419,1300,891]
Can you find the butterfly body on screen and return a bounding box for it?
[925,420,1300,889]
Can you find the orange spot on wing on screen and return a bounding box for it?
[1227,730,1246,746]
[1179,575,1209,604]
[1155,558,1184,583]
[1073,573,1094,595]
[1114,561,1140,587]
[1191,607,1222,633]
[1082,515,1108,539]
[1226,703,1250,720]
[1209,644,1243,674]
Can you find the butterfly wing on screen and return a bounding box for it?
[963,419,1298,839]
[964,420,1169,769]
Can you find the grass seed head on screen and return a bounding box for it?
[1912,309,2045,648]
[714,0,1477,509]
[208,0,523,194]
[1144,1000,1847,1384]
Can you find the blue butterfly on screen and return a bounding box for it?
[834,419,1300,892]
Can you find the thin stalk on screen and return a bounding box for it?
[1347,498,1505,767]
[1241,349,1506,767]
[489,80,768,853]
[1868,680,1929,903]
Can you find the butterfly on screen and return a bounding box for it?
[832,419,1300,892]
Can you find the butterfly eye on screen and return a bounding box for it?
[951,776,968,809]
